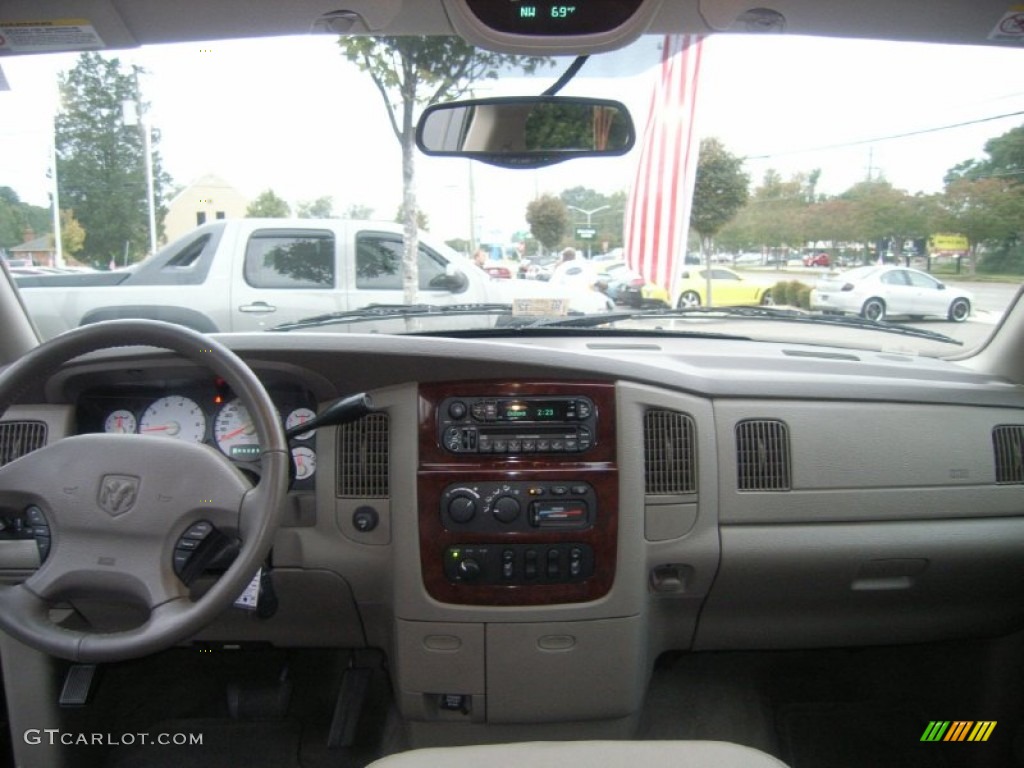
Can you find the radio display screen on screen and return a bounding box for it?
[501,400,567,421]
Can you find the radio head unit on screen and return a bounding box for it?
[438,395,597,455]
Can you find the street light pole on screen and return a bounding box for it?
[567,204,610,259]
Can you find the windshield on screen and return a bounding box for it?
[2,33,1022,354]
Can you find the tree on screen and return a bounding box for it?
[526,195,569,252]
[246,189,291,218]
[0,187,50,251]
[60,210,86,257]
[296,196,335,218]
[55,52,170,268]
[339,37,548,304]
[946,123,1024,185]
[344,203,375,220]
[939,177,1024,273]
[395,203,429,231]
[691,137,749,262]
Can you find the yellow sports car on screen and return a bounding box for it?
[673,267,775,309]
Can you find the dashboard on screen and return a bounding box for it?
[3,331,1024,730]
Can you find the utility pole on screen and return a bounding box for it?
[567,204,610,259]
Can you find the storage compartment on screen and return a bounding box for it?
[485,616,646,723]
[395,619,486,721]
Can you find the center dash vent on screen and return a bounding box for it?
[0,421,47,466]
[337,412,389,497]
[993,425,1024,484]
[736,419,791,491]
[644,409,696,494]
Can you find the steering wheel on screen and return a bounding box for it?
[0,320,290,662]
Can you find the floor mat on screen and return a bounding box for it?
[106,719,302,768]
[777,702,944,768]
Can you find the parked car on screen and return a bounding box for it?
[598,262,671,308]
[803,252,831,267]
[674,267,775,308]
[810,265,973,322]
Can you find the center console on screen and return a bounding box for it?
[418,381,618,606]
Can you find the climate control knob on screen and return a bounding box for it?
[447,495,478,524]
[457,558,482,581]
[492,496,521,524]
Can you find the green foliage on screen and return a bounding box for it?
[0,187,51,251]
[691,137,750,244]
[296,196,335,218]
[978,245,1024,275]
[344,203,375,220]
[945,123,1024,185]
[771,280,812,308]
[395,204,429,231]
[526,195,569,251]
[55,52,170,267]
[246,189,291,218]
[558,187,626,248]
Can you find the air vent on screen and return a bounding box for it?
[736,419,791,491]
[0,421,47,466]
[993,425,1024,484]
[644,410,696,494]
[337,413,389,497]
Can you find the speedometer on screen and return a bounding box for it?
[139,396,206,442]
[214,399,260,459]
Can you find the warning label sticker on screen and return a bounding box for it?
[0,19,105,53]
[989,6,1024,42]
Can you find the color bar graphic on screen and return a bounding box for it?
[921,721,996,742]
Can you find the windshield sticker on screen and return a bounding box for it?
[0,19,105,53]
[512,298,570,317]
[989,6,1024,41]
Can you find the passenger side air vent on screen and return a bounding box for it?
[736,419,791,491]
[337,413,389,497]
[644,410,696,494]
[0,421,47,467]
[993,425,1024,484]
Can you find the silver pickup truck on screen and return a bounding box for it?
[15,219,607,338]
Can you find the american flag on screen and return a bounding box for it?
[624,35,705,301]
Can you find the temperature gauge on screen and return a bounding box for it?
[291,446,316,481]
[286,408,316,440]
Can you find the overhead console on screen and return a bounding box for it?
[418,382,618,606]
[442,0,663,54]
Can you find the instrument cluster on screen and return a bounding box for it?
[76,378,319,487]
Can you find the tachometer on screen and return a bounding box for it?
[104,409,137,434]
[291,446,316,480]
[139,396,206,443]
[214,398,260,459]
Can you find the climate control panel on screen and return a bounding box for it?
[441,480,594,534]
[445,543,594,586]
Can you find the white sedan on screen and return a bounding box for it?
[810,265,973,322]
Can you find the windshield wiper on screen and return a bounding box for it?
[529,305,963,345]
[271,303,518,331]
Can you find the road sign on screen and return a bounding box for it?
[575,227,597,239]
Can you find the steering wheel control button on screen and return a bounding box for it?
[174,520,217,579]
[24,506,51,562]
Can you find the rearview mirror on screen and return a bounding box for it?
[416,96,635,169]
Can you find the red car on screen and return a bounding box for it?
[803,252,831,267]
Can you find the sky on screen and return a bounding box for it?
[1,32,1022,245]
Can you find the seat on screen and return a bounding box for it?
[365,740,790,767]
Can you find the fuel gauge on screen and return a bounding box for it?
[104,409,137,434]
